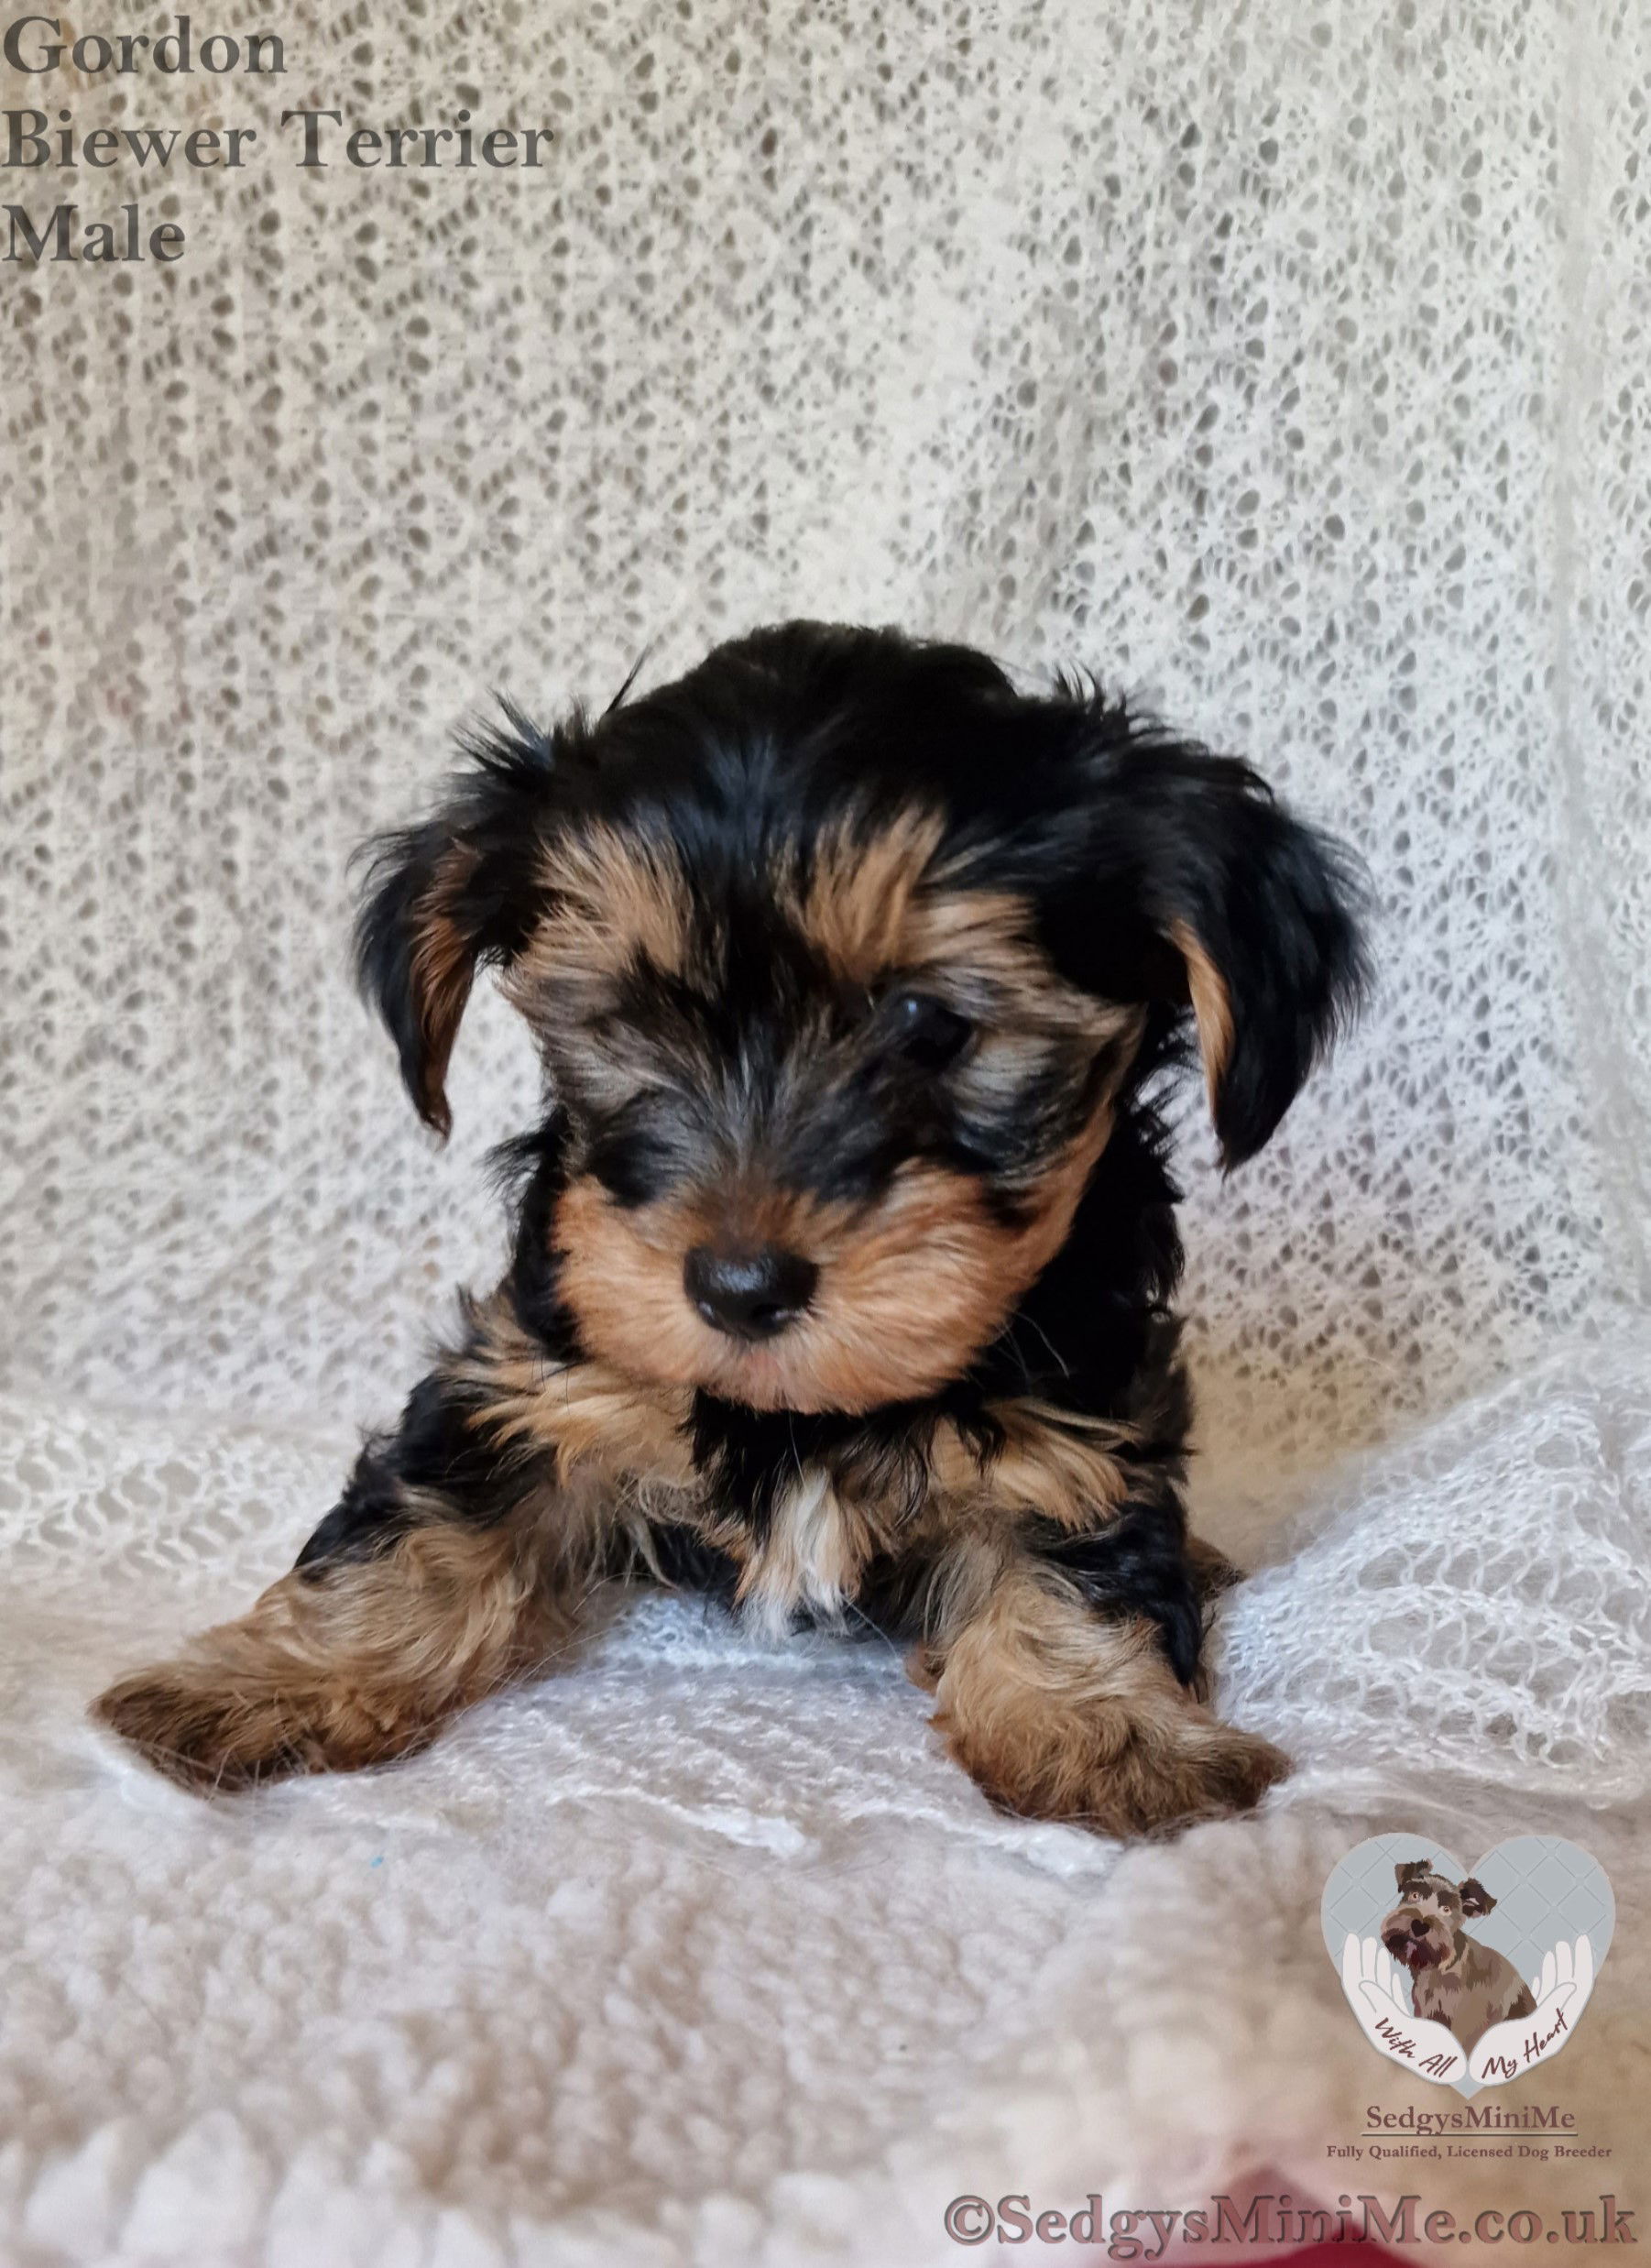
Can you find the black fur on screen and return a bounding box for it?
[326,621,1368,1685]
[355,623,1367,1157]
[296,1319,556,1575]
[1024,1496,1202,1687]
[352,706,574,1134]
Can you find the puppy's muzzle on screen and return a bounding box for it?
[684,1242,818,1341]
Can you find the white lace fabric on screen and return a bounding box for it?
[4,1,1649,2258]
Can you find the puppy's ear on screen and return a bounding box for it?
[1084,738,1370,1168]
[1458,1878,1497,1918]
[354,705,568,1134]
[1395,1859,1430,1889]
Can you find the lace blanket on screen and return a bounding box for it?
[0,1348,1644,2263]
[5,0,1649,2255]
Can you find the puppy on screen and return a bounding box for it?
[1381,1862,1536,2051]
[93,621,1366,1835]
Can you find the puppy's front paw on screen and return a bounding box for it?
[91,1655,426,1793]
[1158,1718,1292,1826]
[931,1575,1292,1839]
[95,1661,316,1791]
[942,1703,1288,1838]
[943,1705,1287,1832]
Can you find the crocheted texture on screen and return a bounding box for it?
[5,0,1648,1475]
[2,1342,1647,2264]
[5,1,1650,2258]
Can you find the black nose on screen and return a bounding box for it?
[1411,1917,1430,1938]
[684,1244,818,1341]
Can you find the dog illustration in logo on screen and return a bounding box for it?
[1380,1860,1536,2053]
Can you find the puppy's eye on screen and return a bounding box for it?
[888,991,973,1068]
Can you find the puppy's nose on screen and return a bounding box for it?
[1410,1917,1430,1938]
[684,1244,817,1341]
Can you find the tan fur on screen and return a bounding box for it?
[789,808,948,981]
[1170,917,1235,1118]
[554,1090,1121,1415]
[793,834,1137,1095]
[900,882,1033,969]
[524,838,1151,1418]
[93,812,1265,1824]
[902,885,1104,1029]
[407,843,487,1135]
[897,884,1140,1133]
[929,1398,1135,1528]
[927,1557,1287,1835]
[529,825,694,984]
[451,1295,697,1492]
[498,827,1152,1415]
[92,1515,599,1792]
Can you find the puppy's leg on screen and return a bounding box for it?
[925,1548,1287,1837]
[92,1514,587,1792]
[92,1349,623,1791]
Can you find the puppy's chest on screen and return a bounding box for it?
[724,1466,874,1638]
[685,1449,947,1638]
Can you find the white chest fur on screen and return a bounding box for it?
[737,1468,857,1638]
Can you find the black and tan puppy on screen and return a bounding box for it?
[93,622,1365,1835]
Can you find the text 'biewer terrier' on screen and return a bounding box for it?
[95,622,1367,1836]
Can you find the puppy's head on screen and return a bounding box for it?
[356,623,1367,1414]
[1382,1861,1496,1970]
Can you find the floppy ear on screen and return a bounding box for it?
[1395,1860,1430,1890]
[354,706,566,1135]
[1458,1878,1497,1918]
[1088,740,1369,1168]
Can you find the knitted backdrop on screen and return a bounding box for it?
[3,2,1648,2261]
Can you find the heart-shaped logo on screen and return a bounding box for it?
[1322,1835,1613,2098]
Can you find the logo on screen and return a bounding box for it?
[1322,1835,1613,2098]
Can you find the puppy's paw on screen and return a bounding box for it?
[90,1659,424,1794]
[1157,1718,1292,1827]
[1094,1715,1290,1837]
[938,1694,1290,1840]
[93,1661,317,1791]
